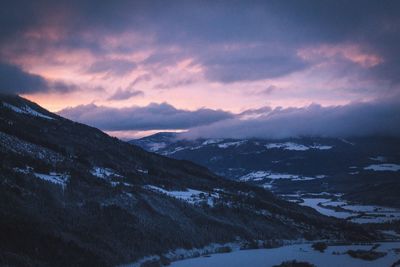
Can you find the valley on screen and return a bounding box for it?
[132,132,400,235]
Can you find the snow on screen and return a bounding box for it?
[364,163,400,171]
[162,146,187,155]
[296,196,400,223]
[239,171,326,182]
[310,145,333,150]
[265,142,309,151]
[144,185,220,206]
[268,173,300,179]
[265,142,332,151]
[124,242,242,267]
[137,168,148,174]
[369,156,386,162]
[33,172,69,188]
[218,140,247,148]
[340,138,355,145]
[202,139,224,145]
[90,167,128,187]
[300,198,353,219]
[381,230,400,238]
[91,167,121,179]
[2,102,54,120]
[170,242,400,267]
[239,171,270,181]
[147,142,167,152]
[15,167,70,188]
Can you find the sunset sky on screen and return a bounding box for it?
[1,0,400,139]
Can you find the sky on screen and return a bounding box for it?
[1,0,400,139]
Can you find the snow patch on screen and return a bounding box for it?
[2,102,54,120]
[33,172,69,188]
[364,163,400,172]
[91,167,122,179]
[340,138,355,145]
[137,168,148,174]
[265,142,309,151]
[218,140,247,148]
[202,139,224,145]
[239,171,326,182]
[162,146,187,155]
[265,142,332,151]
[147,142,167,152]
[310,145,332,150]
[14,167,69,189]
[144,185,220,206]
[369,156,386,162]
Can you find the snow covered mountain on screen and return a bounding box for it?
[131,132,400,209]
[0,94,375,266]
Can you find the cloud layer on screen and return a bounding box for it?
[58,102,234,131]
[57,99,400,139]
[184,99,400,139]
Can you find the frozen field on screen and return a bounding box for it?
[170,242,400,267]
[282,193,400,224]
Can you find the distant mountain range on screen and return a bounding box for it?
[0,95,373,266]
[131,132,400,208]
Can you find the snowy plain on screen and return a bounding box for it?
[170,242,400,267]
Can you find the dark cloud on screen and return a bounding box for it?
[58,102,234,131]
[107,88,144,101]
[0,62,47,94]
[201,48,308,82]
[1,1,399,85]
[184,99,400,139]
[0,62,76,94]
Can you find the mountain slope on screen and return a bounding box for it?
[0,95,373,266]
[131,133,400,208]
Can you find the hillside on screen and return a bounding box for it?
[0,95,374,266]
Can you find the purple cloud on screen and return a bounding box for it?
[107,88,144,100]
[58,102,234,131]
[184,99,400,139]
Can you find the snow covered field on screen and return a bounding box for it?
[288,195,400,224]
[170,242,400,267]
[239,171,326,182]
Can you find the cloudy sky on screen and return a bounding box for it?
[1,0,400,139]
